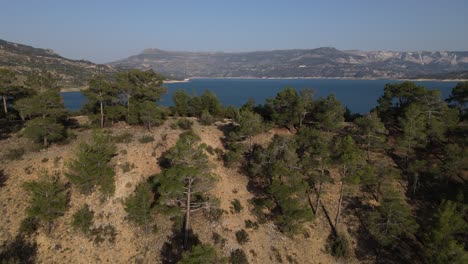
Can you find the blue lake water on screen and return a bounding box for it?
[62,78,458,114]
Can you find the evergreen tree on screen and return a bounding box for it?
[235,109,265,150]
[23,173,68,233]
[248,135,314,233]
[265,87,309,129]
[446,82,467,118]
[354,111,387,160]
[296,127,332,215]
[312,94,345,131]
[367,187,418,248]
[173,89,192,116]
[15,71,66,146]
[333,135,365,228]
[177,244,219,264]
[398,103,427,159]
[71,204,94,235]
[376,81,427,126]
[65,131,116,196]
[424,200,468,264]
[83,75,116,128]
[138,100,165,130]
[0,68,17,115]
[200,90,223,117]
[115,69,166,123]
[156,131,215,248]
[124,182,154,233]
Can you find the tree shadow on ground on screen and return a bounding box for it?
[0,235,37,264]
[0,170,7,188]
[160,222,200,264]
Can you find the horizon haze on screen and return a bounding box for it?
[1,0,467,63]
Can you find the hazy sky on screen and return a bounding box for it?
[1,0,467,63]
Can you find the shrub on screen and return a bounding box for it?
[212,232,227,247]
[19,217,39,235]
[327,233,349,258]
[205,208,224,222]
[199,110,215,125]
[206,145,215,155]
[72,204,94,235]
[120,162,134,173]
[138,135,154,144]
[230,199,243,214]
[5,148,25,161]
[112,132,133,143]
[235,229,249,245]
[230,249,249,264]
[244,220,259,230]
[90,224,117,244]
[177,118,194,130]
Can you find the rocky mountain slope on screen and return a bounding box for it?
[111,47,468,79]
[0,39,117,87]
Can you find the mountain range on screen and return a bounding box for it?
[111,47,468,79]
[1,39,468,87]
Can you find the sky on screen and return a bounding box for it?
[1,0,467,63]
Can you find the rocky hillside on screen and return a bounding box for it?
[111,47,468,79]
[0,39,117,88]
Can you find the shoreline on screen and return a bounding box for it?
[60,76,465,92]
[187,76,467,82]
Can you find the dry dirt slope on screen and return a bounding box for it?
[0,119,370,263]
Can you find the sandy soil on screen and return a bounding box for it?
[0,118,376,263]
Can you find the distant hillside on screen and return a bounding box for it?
[0,39,117,87]
[111,47,468,79]
[412,70,468,80]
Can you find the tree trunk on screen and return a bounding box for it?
[100,100,104,128]
[315,177,323,216]
[335,180,345,229]
[2,95,7,114]
[184,179,192,250]
[126,95,131,123]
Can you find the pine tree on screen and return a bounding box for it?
[248,135,314,233]
[115,69,166,123]
[83,75,116,128]
[14,71,66,146]
[354,111,387,160]
[312,94,345,131]
[177,244,219,264]
[65,131,116,196]
[23,173,68,233]
[138,100,165,130]
[446,82,468,118]
[424,200,468,264]
[398,103,427,159]
[367,187,418,248]
[0,68,17,115]
[172,89,192,116]
[124,182,154,233]
[333,135,365,228]
[235,109,265,150]
[156,131,216,249]
[296,127,332,215]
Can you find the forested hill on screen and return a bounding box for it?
[0,39,117,87]
[110,47,468,79]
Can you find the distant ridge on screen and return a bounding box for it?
[0,39,117,87]
[111,47,468,80]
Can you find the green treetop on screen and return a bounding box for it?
[65,131,116,196]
